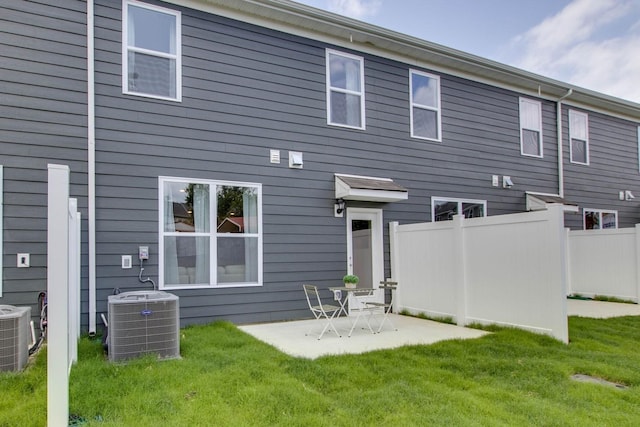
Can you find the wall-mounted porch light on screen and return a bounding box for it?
[335,198,345,217]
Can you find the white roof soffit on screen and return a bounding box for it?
[335,174,408,202]
[179,0,640,122]
[526,192,579,213]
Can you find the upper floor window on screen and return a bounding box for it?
[583,208,617,230]
[431,197,486,222]
[569,110,589,165]
[519,98,543,158]
[159,177,262,289]
[410,70,442,141]
[123,0,181,101]
[326,49,365,129]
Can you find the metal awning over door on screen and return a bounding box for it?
[335,174,408,202]
[526,192,579,212]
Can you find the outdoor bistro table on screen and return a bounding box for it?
[329,287,376,337]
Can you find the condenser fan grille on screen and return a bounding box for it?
[0,305,31,372]
[108,291,179,362]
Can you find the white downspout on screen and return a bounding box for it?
[87,0,97,335]
[556,89,573,198]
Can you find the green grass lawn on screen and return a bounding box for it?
[2,316,640,426]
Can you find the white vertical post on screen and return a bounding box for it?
[452,214,467,326]
[550,205,569,343]
[68,198,80,364]
[48,164,70,427]
[635,224,640,302]
[87,0,97,335]
[388,221,400,311]
[564,227,571,296]
[76,211,82,339]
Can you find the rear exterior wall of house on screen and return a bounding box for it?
[1,0,639,329]
[0,0,88,326]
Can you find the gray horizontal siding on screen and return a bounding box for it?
[0,0,87,325]
[562,106,640,229]
[87,0,569,328]
[5,0,637,331]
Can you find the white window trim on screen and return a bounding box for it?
[325,49,366,130]
[158,176,263,290]
[431,196,487,222]
[0,165,3,297]
[122,0,182,102]
[583,208,618,230]
[519,97,543,158]
[569,110,589,165]
[409,69,442,142]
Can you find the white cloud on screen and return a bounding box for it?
[327,0,381,20]
[509,0,640,103]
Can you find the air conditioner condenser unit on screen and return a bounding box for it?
[107,291,179,362]
[0,305,31,372]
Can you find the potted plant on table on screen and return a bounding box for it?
[343,274,359,289]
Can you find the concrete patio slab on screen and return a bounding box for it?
[567,299,640,318]
[239,314,488,359]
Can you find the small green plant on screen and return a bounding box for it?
[342,274,359,284]
[593,295,637,304]
[400,309,455,325]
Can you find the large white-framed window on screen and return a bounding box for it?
[583,208,617,230]
[410,69,442,141]
[431,197,487,222]
[326,49,365,129]
[569,110,589,165]
[519,97,543,158]
[159,177,262,289]
[123,0,182,101]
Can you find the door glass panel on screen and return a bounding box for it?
[351,220,372,288]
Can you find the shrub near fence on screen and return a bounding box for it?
[390,205,568,343]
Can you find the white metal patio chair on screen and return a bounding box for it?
[303,284,342,339]
[365,280,398,333]
[347,290,376,337]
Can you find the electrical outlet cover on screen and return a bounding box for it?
[17,253,30,268]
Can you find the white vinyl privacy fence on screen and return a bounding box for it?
[568,226,640,302]
[47,164,81,427]
[390,205,569,343]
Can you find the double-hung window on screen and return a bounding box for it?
[569,110,589,165]
[583,209,617,230]
[410,70,441,141]
[159,177,262,289]
[123,0,181,101]
[432,197,486,222]
[326,49,365,129]
[519,98,543,157]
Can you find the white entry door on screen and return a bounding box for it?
[346,208,384,312]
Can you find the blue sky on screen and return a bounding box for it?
[293,0,640,104]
